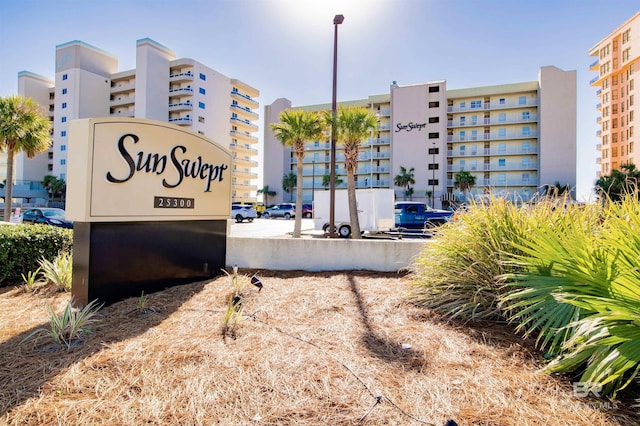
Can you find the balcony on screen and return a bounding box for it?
[363,137,391,146]
[596,157,602,164]
[168,117,192,125]
[230,130,258,143]
[448,162,539,173]
[230,143,258,156]
[596,130,602,137]
[110,82,135,94]
[169,72,194,83]
[447,145,539,156]
[448,114,538,128]
[589,59,599,70]
[590,75,601,86]
[307,142,331,151]
[231,104,259,120]
[168,102,193,112]
[447,99,538,113]
[231,90,259,108]
[110,96,135,107]
[376,123,391,131]
[230,117,258,132]
[169,87,194,96]
[447,130,538,143]
[232,156,258,168]
[596,103,602,110]
[446,178,538,187]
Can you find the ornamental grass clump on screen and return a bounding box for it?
[221,266,249,339]
[38,251,73,291]
[21,298,103,350]
[409,196,563,320]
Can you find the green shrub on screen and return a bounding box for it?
[0,224,73,287]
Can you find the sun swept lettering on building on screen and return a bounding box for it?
[66,118,231,221]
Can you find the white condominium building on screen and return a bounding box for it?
[14,38,259,203]
[589,10,640,178]
[264,66,576,208]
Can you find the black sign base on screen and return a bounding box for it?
[72,220,226,307]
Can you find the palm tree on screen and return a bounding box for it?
[454,170,476,201]
[42,174,66,203]
[282,172,296,202]
[257,185,276,207]
[393,166,416,201]
[270,109,326,237]
[0,95,52,221]
[327,107,378,239]
[595,163,640,203]
[542,181,572,198]
[322,174,343,189]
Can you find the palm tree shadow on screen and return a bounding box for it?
[347,275,428,371]
[0,280,208,417]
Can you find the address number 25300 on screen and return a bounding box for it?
[154,196,195,209]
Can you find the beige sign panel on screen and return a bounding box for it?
[67,118,231,222]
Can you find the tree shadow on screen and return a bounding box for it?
[0,280,208,416]
[347,275,429,371]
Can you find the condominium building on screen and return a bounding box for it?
[590,11,640,178]
[13,38,259,203]
[264,66,576,208]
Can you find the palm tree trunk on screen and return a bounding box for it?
[293,156,304,238]
[3,149,14,222]
[346,169,361,239]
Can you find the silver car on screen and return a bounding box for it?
[231,204,257,223]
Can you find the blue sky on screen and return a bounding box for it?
[1,0,639,200]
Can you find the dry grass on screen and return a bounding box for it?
[0,270,637,425]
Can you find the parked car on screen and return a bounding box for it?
[261,203,295,219]
[302,203,313,218]
[21,208,73,229]
[394,202,453,229]
[231,204,257,223]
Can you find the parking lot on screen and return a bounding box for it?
[229,217,319,238]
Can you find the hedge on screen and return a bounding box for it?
[0,224,73,287]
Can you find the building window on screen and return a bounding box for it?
[498,128,506,137]
[470,100,482,109]
[62,74,68,80]
[61,102,67,109]
[522,158,530,168]
[522,173,530,183]
[460,116,466,124]
[62,88,67,95]
[498,143,506,153]
[497,173,506,183]
[522,141,530,152]
[498,158,506,167]
[460,101,466,108]
[198,102,205,109]
[428,147,439,155]
[61,131,66,137]
[499,98,505,104]
[498,113,506,122]
[60,145,66,151]
[471,115,477,125]
[199,87,206,95]
[428,132,439,139]
[522,111,530,120]
[428,179,439,186]
[428,86,439,93]
[518,96,526,105]
[471,130,478,140]
[460,131,465,141]
[61,159,66,165]
[459,160,466,169]
[198,116,205,123]
[61,117,67,123]
[199,73,206,80]
[428,163,439,170]
[522,126,530,136]
[428,101,439,108]
[428,117,439,123]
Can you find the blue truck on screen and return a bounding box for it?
[394,201,454,229]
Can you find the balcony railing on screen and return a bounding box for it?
[231,104,259,120]
[230,130,258,142]
[447,162,538,172]
[169,72,194,82]
[168,117,192,125]
[169,87,194,95]
[446,178,538,187]
[447,130,538,142]
[448,115,538,127]
[168,102,193,112]
[447,99,538,113]
[230,117,258,131]
[110,96,135,107]
[447,146,538,156]
[589,76,600,85]
[231,90,258,107]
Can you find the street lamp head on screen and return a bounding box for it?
[334,14,344,25]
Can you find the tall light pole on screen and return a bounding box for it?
[329,14,344,238]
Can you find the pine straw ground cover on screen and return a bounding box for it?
[0,270,638,425]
